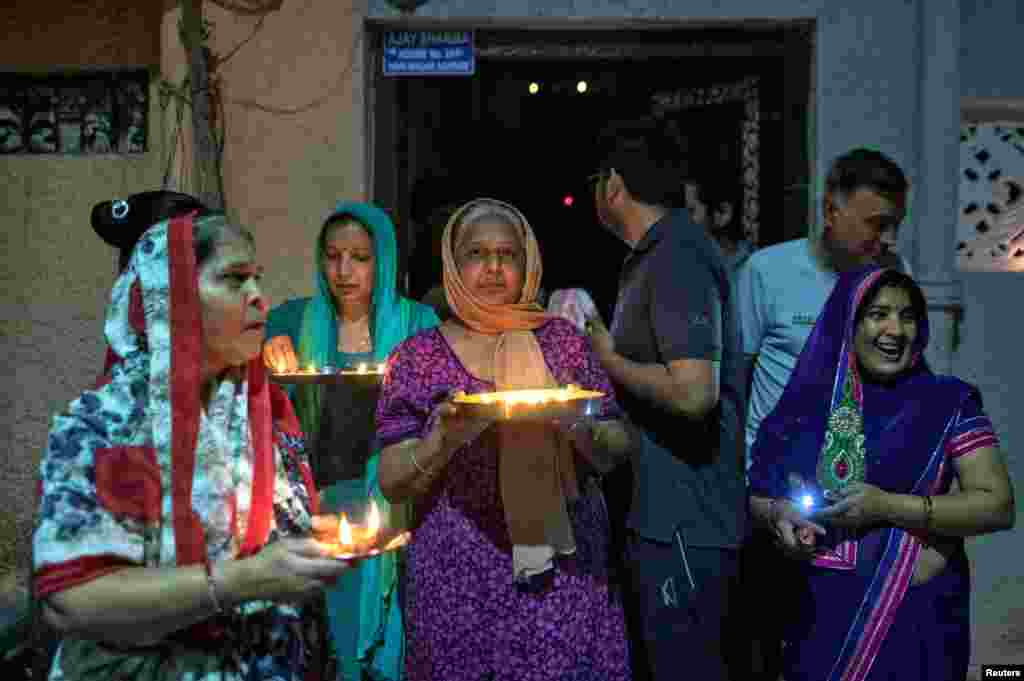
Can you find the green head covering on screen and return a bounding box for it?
[295,201,438,681]
[295,201,435,435]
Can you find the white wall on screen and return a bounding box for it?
[956,0,1024,668]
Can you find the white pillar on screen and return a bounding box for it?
[912,0,961,376]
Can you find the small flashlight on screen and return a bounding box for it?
[792,490,817,515]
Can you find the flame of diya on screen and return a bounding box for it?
[341,362,386,375]
[279,363,320,375]
[337,501,381,547]
[276,362,386,376]
[452,384,604,419]
[323,501,410,558]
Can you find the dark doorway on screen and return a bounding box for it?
[370,24,814,322]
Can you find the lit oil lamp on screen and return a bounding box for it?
[272,362,370,386]
[340,362,387,377]
[272,362,319,376]
[334,362,387,386]
[321,501,411,560]
[452,384,604,421]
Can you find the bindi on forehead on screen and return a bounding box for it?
[325,244,373,255]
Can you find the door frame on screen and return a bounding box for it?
[363,19,815,287]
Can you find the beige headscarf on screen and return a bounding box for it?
[442,198,578,580]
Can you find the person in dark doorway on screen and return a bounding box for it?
[585,118,748,681]
[684,173,753,277]
[734,148,913,681]
[409,172,474,321]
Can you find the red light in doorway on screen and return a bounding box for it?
[562,194,574,207]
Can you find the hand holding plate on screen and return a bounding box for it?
[584,314,614,359]
[263,335,299,374]
[434,399,494,455]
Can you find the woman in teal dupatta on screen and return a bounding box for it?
[264,202,439,680]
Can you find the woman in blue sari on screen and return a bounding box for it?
[748,267,1014,681]
[263,202,439,680]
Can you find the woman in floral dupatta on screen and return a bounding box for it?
[33,212,351,680]
[748,267,1015,681]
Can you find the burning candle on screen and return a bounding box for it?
[357,363,367,374]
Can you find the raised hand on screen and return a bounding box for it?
[770,473,828,559]
[584,314,614,359]
[263,335,299,374]
[811,481,888,530]
[427,401,494,459]
[237,536,352,606]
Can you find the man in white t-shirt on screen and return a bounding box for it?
[737,148,911,469]
[734,147,910,681]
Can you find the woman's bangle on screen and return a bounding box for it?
[409,446,432,476]
[203,559,225,615]
[922,495,934,530]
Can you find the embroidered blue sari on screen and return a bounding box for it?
[748,267,997,681]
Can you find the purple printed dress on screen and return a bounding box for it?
[376,318,631,681]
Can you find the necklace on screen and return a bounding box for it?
[338,316,372,353]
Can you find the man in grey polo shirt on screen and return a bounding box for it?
[586,119,747,681]
[738,148,911,469]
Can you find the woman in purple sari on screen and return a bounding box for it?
[748,267,1015,681]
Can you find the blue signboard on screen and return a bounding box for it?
[382,31,475,77]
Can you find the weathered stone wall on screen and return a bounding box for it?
[1,0,166,587]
